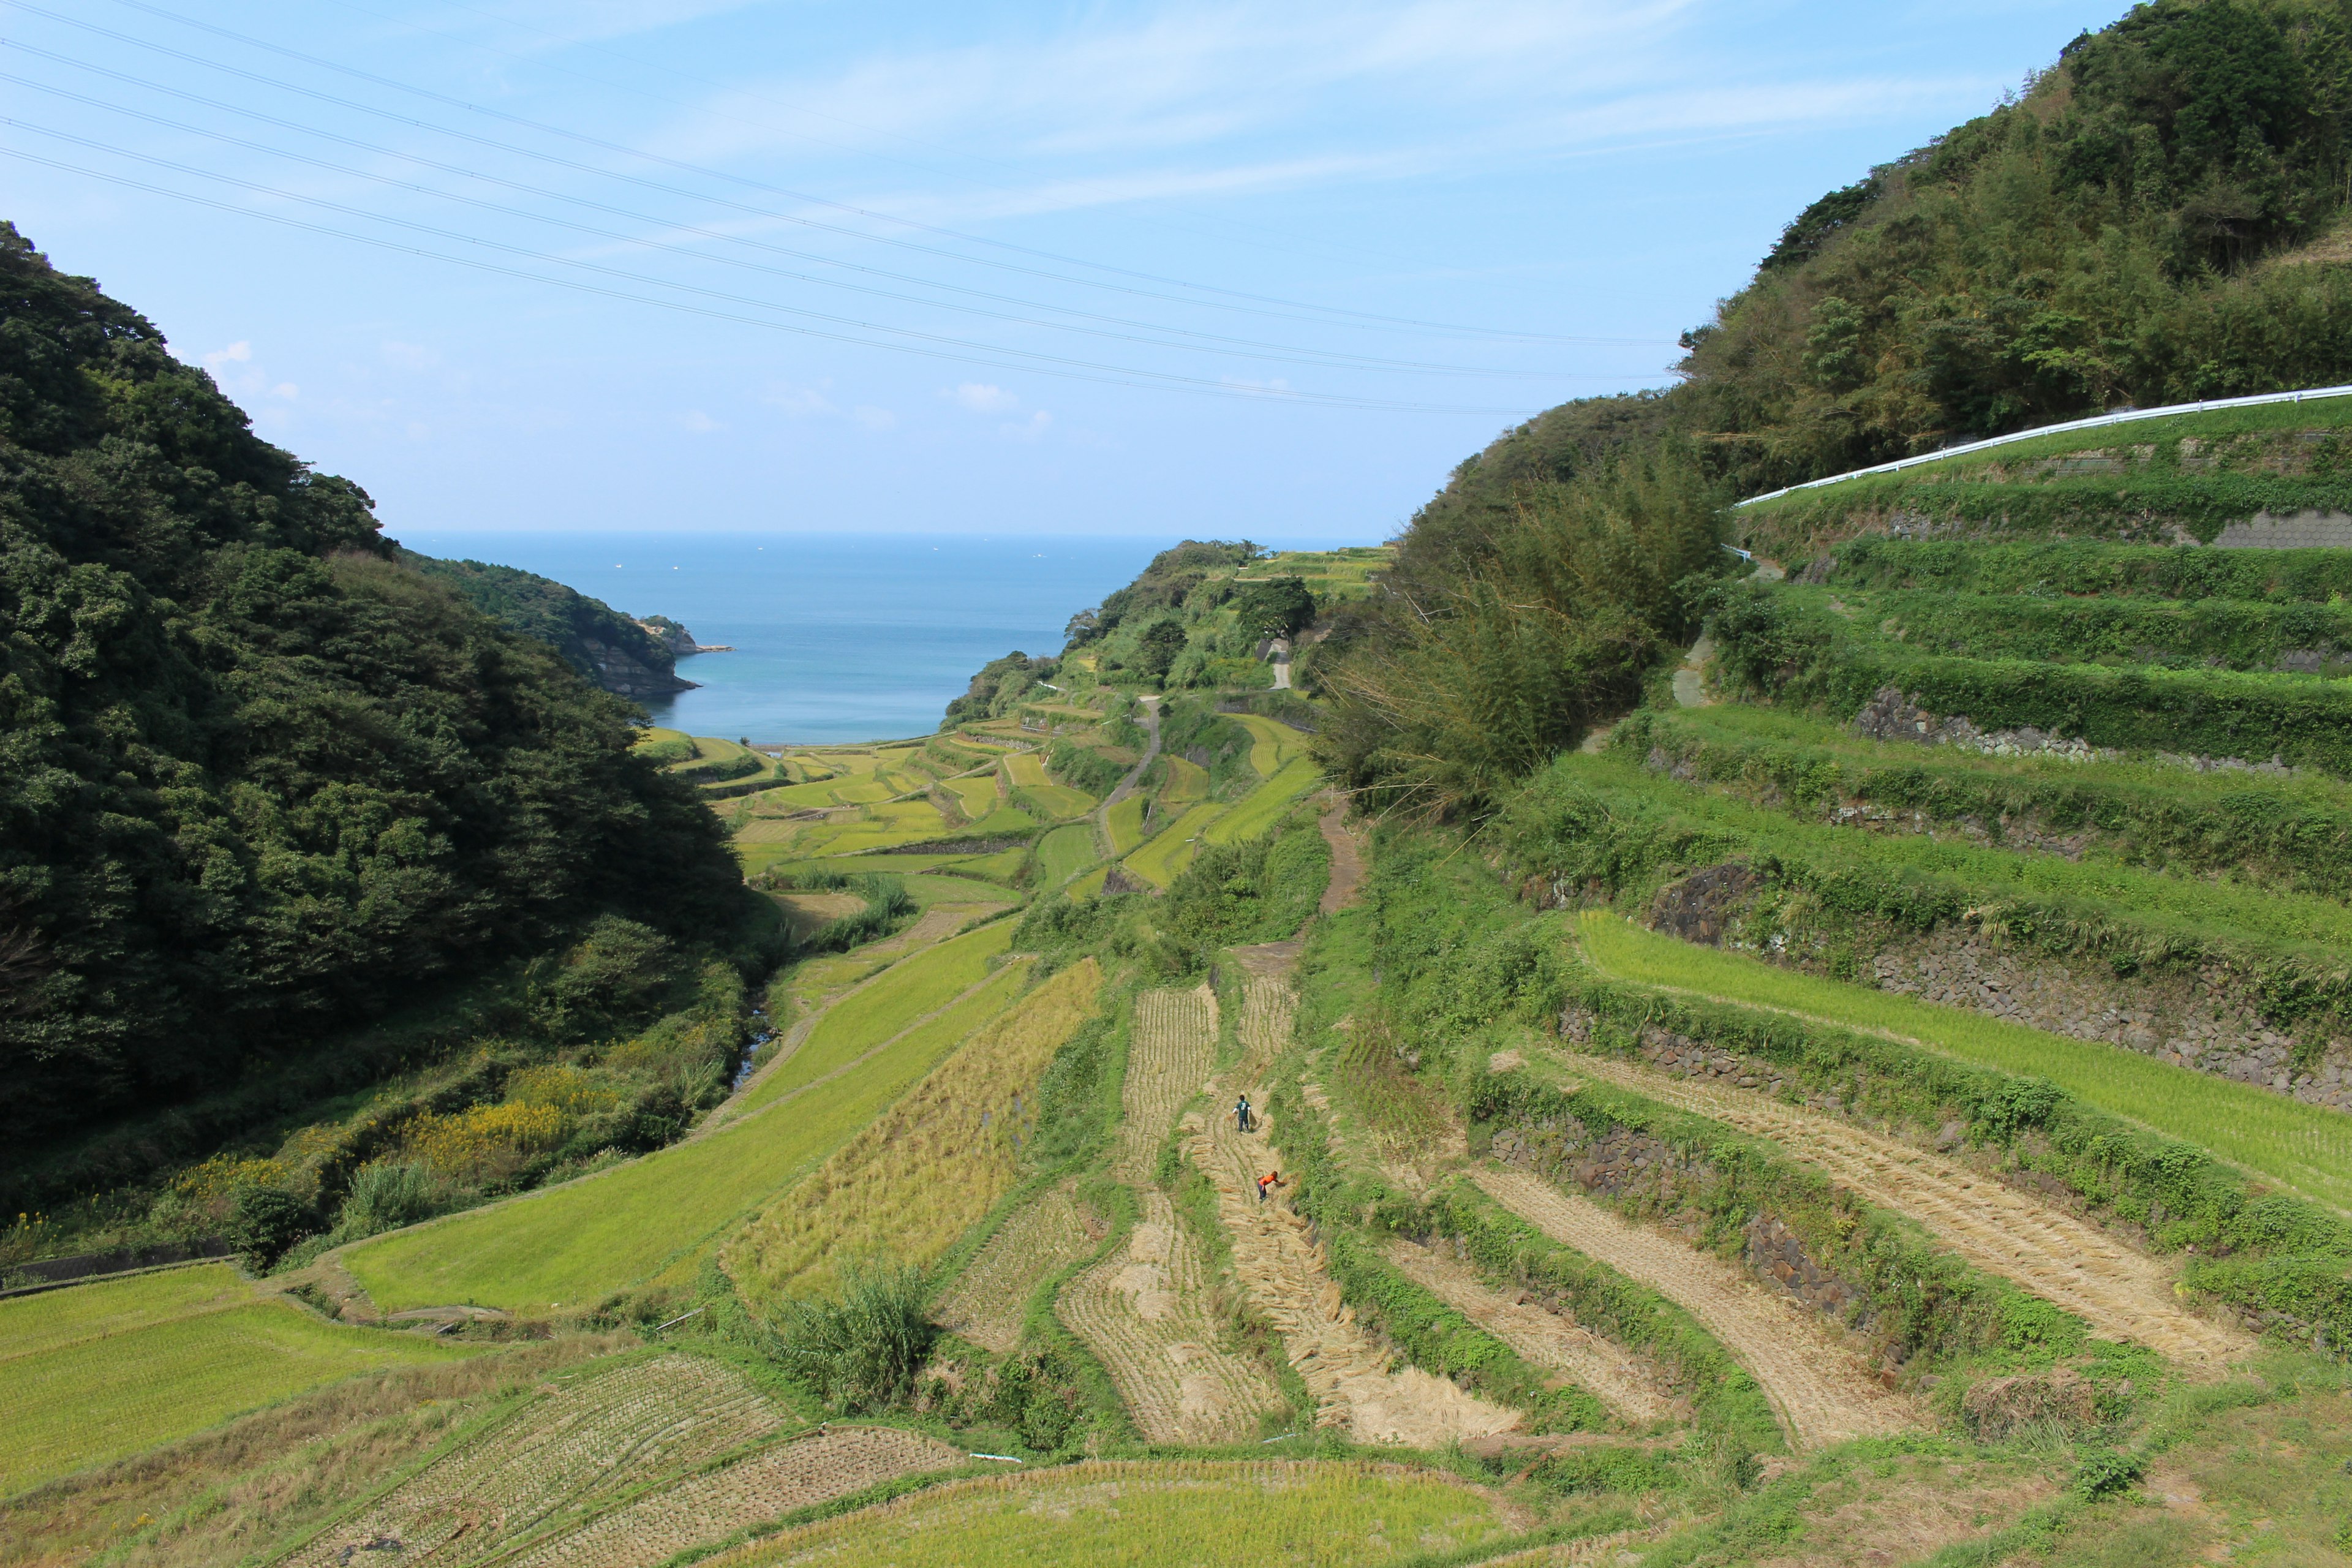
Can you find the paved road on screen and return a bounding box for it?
[1094,695,1161,858]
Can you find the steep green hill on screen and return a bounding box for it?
[0,223,746,1140]
[401,552,691,700]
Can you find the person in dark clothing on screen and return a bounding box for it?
[1235,1094,1253,1133]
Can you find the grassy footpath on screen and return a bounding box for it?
[1578,911,2352,1211]
[344,935,1022,1315]
[741,921,1016,1114]
[0,1281,482,1495]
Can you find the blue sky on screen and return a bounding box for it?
[7,0,2125,541]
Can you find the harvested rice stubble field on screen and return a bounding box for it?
[1577,911,2352,1212]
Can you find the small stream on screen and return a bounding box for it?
[733,1009,776,1089]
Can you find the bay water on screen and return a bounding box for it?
[394,531,1170,744]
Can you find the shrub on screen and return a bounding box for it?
[336,1161,441,1238]
[227,1185,314,1270]
[772,1261,938,1413]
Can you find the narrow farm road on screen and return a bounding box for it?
[1565,1052,2250,1365]
[1471,1167,1919,1449]
[1094,694,1161,860]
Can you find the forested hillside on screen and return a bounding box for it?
[401,552,692,700]
[0,222,747,1139]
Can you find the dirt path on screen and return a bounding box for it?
[504,1425,960,1568]
[936,1184,1101,1355]
[1385,1237,1684,1427]
[1093,695,1161,858]
[1317,798,1368,914]
[1471,1168,1918,1449]
[1057,1189,1284,1444]
[1566,1054,2251,1365]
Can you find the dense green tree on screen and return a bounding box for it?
[1232,576,1316,640]
[0,223,744,1135]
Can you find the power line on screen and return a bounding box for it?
[1,53,1610,382]
[0,140,1546,415]
[63,0,1662,348]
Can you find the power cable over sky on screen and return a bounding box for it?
[1,0,2128,537]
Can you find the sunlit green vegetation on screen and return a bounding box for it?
[1125,802,1224,889]
[0,1262,246,1361]
[0,1294,483,1494]
[1204,757,1321,846]
[742,921,1019,1114]
[729,1461,1516,1568]
[1104,796,1147,855]
[1578,911,2352,1211]
[1036,824,1101,886]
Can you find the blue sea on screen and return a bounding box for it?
[393,532,1179,744]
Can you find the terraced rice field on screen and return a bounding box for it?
[1125,803,1224,889]
[344,960,1025,1316]
[1188,1016,1517,1446]
[1156,756,1208,804]
[936,1185,1101,1354]
[1384,1238,1683,1426]
[283,1355,782,1568]
[2,1284,484,1496]
[1229,714,1305,777]
[1564,1050,2249,1363]
[1035,823,1099,886]
[727,961,1101,1303]
[1204,758,1319,846]
[714,1460,1523,1568]
[944,774,1002,819]
[1471,1167,1917,1449]
[1058,1190,1285,1444]
[1104,797,1147,856]
[741,921,1017,1114]
[1579,911,2352,1212]
[1114,988,1217,1179]
[504,1425,962,1568]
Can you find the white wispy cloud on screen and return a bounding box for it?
[635,0,1981,233]
[947,382,1020,413]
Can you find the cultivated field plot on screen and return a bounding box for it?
[1156,756,1208,805]
[1229,714,1305,777]
[0,1261,245,1359]
[1579,911,2352,1212]
[1104,796,1147,856]
[944,774,1003,819]
[741,920,1018,1115]
[344,959,1025,1316]
[1562,1049,2250,1363]
[1035,823,1099,886]
[282,1354,782,1568]
[1189,1049,1517,1446]
[1115,987,1218,1179]
[1384,1238,1683,1427]
[1058,1189,1285,1445]
[715,1460,1521,1568]
[728,961,1101,1305]
[1471,1167,1917,1449]
[1006,751,1097,820]
[935,1183,1101,1355]
[505,1424,961,1568]
[1125,802,1224,889]
[1204,758,1319,847]
[1,1295,484,1496]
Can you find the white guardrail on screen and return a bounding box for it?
[1736,382,2352,507]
